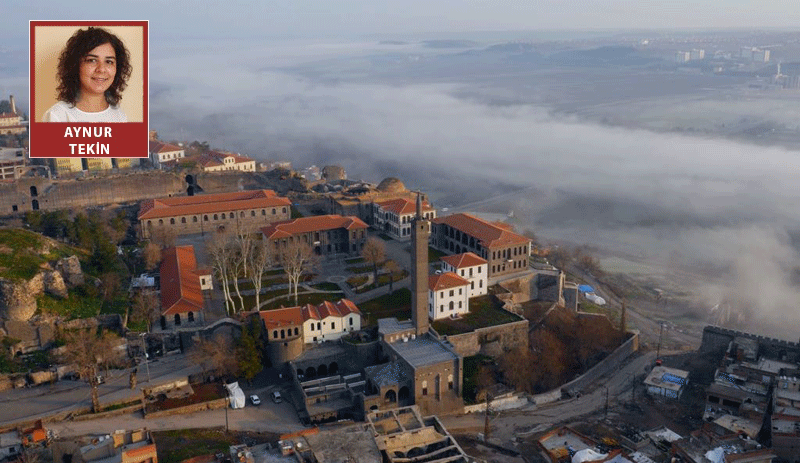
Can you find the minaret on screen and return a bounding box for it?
[411,192,430,336]
[8,95,16,115]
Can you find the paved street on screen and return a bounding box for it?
[440,351,657,443]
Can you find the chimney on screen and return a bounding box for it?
[9,95,16,115]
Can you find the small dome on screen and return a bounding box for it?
[376,177,406,193]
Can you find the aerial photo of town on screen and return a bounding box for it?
[2,1,800,462]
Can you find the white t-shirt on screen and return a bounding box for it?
[43,101,128,123]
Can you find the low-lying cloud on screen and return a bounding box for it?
[149,42,800,335]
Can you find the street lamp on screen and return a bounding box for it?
[139,333,151,383]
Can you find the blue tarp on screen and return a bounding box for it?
[578,285,595,293]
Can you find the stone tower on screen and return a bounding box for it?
[411,192,430,335]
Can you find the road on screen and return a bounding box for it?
[441,350,657,442]
[0,353,200,427]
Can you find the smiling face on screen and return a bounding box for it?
[78,42,117,99]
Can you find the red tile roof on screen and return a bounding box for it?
[376,198,434,216]
[148,140,183,153]
[429,272,469,291]
[0,113,20,119]
[261,215,368,239]
[440,252,487,269]
[138,189,290,220]
[302,299,361,320]
[159,246,205,315]
[433,213,530,249]
[258,299,361,329]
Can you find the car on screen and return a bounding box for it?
[271,391,282,403]
[249,394,261,406]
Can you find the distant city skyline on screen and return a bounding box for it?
[3,0,800,43]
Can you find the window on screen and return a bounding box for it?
[273,330,278,338]
[317,322,321,330]
[458,301,462,308]
[272,208,276,214]
[281,330,285,339]
[448,374,454,390]
[449,290,454,297]
[349,317,353,326]
[469,268,473,277]
[440,305,444,312]
[459,289,462,295]
[193,216,198,222]
[214,214,218,220]
[440,291,444,298]
[479,280,483,288]
[251,210,256,217]
[422,381,428,396]
[204,215,209,221]
[158,219,163,225]
[478,267,481,273]
[294,327,299,336]
[262,209,266,215]
[331,322,335,330]
[283,207,287,213]
[471,282,474,290]
[188,311,194,322]
[181,217,186,224]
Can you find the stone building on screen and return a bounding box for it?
[440,252,488,298]
[257,299,362,365]
[260,215,368,258]
[372,197,436,240]
[0,148,25,180]
[138,189,291,239]
[193,150,256,172]
[0,110,25,136]
[432,213,531,278]
[325,177,429,226]
[149,140,185,168]
[52,429,157,463]
[158,246,212,330]
[428,272,470,321]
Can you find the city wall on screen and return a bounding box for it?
[700,325,800,362]
[561,331,640,395]
[436,318,529,358]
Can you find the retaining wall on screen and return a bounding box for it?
[145,397,227,419]
[561,331,639,395]
[440,318,529,358]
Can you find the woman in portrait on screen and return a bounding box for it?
[43,27,131,122]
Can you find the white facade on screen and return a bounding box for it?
[200,152,256,172]
[303,312,361,343]
[441,261,488,298]
[149,142,185,168]
[428,273,470,321]
[373,199,436,240]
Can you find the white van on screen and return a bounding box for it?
[271,391,282,403]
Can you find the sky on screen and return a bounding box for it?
[3,0,800,44]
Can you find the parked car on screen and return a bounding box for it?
[250,394,261,406]
[271,391,282,403]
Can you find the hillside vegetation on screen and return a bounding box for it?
[0,228,80,281]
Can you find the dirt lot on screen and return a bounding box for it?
[154,428,280,463]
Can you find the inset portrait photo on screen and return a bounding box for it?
[30,21,148,159]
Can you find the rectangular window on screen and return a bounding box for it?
[331,323,335,329]
[422,387,427,396]
[459,289,462,295]
[349,317,353,325]
[459,301,462,308]
[440,305,444,312]
[479,280,483,288]
[471,282,474,289]
[449,290,454,297]
[478,267,481,273]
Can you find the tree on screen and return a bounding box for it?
[361,237,385,289]
[207,231,237,315]
[548,246,572,271]
[237,324,262,383]
[142,242,162,271]
[191,334,238,379]
[384,260,401,294]
[246,239,274,311]
[60,328,118,413]
[130,290,160,332]
[278,239,317,305]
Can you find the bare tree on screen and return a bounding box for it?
[278,239,317,305]
[226,244,246,312]
[191,334,239,379]
[207,231,236,315]
[60,328,118,413]
[246,239,274,311]
[384,260,401,294]
[361,237,385,289]
[234,225,257,279]
[142,242,162,271]
[130,289,160,331]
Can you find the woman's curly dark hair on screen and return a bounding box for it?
[56,27,132,106]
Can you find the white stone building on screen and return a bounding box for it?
[301,299,362,343]
[428,272,470,321]
[149,140,185,168]
[196,150,256,172]
[373,198,436,240]
[439,252,488,298]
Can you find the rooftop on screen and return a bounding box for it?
[301,424,382,463]
[644,366,689,392]
[149,140,183,153]
[440,252,487,269]
[139,190,290,220]
[431,295,522,336]
[160,246,204,316]
[257,299,361,329]
[713,414,761,438]
[387,333,458,368]
[433,213,530,249]
[261,215,367,239]
[376,197,433,216]
[428,272,469,291]
[378,318,414,338]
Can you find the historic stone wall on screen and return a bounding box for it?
[561,331,640,395]
[438,318,529,358]
[700,325,800,362]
